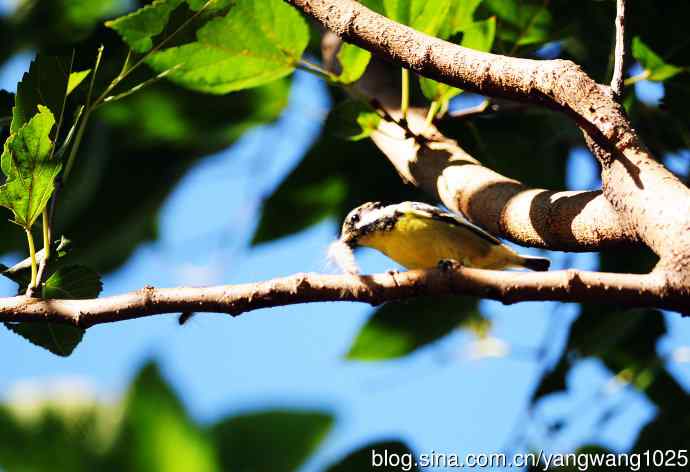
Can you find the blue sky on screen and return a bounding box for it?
[1,49,689,470]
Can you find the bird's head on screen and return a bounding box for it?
[340,201,391,247]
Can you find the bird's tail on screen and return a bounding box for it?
[518,255,550,271]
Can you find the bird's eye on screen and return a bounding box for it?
[351,213,360,223]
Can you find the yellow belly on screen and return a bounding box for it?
[358,213,519,270]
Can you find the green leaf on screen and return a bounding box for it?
[3,322,84,357]
[11,55,71,134]
[108,362,219,472]
[325,100,381,141]
[146,0,309,94]
[484,0,551,48]
[632,36,684,82]
[212,410,333,471]
[325,440,419,472]
[67,69,92,95]
[106,0,184,54]
[383,0,451,36]
[43,265,103,299]
[348,296,480,360]
[336,43,372,84]
[439,0,483,38]
[420,17,495,103]
[0,105,61,228]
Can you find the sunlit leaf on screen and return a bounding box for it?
[147,0,309,93]
[632,36,684,82]
[383,0,451,36]
[439,0,483,38]
[106,0,184,53]
[0,106,60,228]
[67,69,92,95]
[336,43,372,84]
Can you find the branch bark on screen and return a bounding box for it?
[611,0,627,99]
[1,268,686,328]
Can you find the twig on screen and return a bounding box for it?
[611,0,627,99]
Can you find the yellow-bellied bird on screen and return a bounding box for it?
[334,201,550,273]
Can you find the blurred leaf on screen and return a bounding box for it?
[212,410,333,471]
[0,106,60,228]
[326,99,381,141]
[336,43,372,84]
[0,236,72,289]
[147,0,309,93]
[11,55,71,134]
[420,17,495,102]
[383,0,451,36]
[483,0,551,48]
[325,440,419,472]
[42,265,103,299]
[632,36,684,82]
[348,296,480,360]
[108,362,219,472]
[67,69,92,96]
[0,402,108,471]
[106,0,184,53]
[3,322,84,357]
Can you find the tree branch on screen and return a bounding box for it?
[0,267,687,328]
[369,105,632,251]
[610,0,627,99]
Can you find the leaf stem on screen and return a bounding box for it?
[42,210,50,261]
[297,59,337,82]
[63,45,104,182]
[424,100,441,129]
[25,228,37,290]
[401,68,410,122]
[623,69,650,86]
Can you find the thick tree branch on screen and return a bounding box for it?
[369,106,632,251]
[611,0,627,99]
[0,267,687,327]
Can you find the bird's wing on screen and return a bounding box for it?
[405,202,502,245]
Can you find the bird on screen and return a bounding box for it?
[335,201,550,272]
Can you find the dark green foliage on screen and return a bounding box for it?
[348,296,482,360]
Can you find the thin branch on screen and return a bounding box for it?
[611,0,627,99]
[370,104,630,251]
[0,268,686,328]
